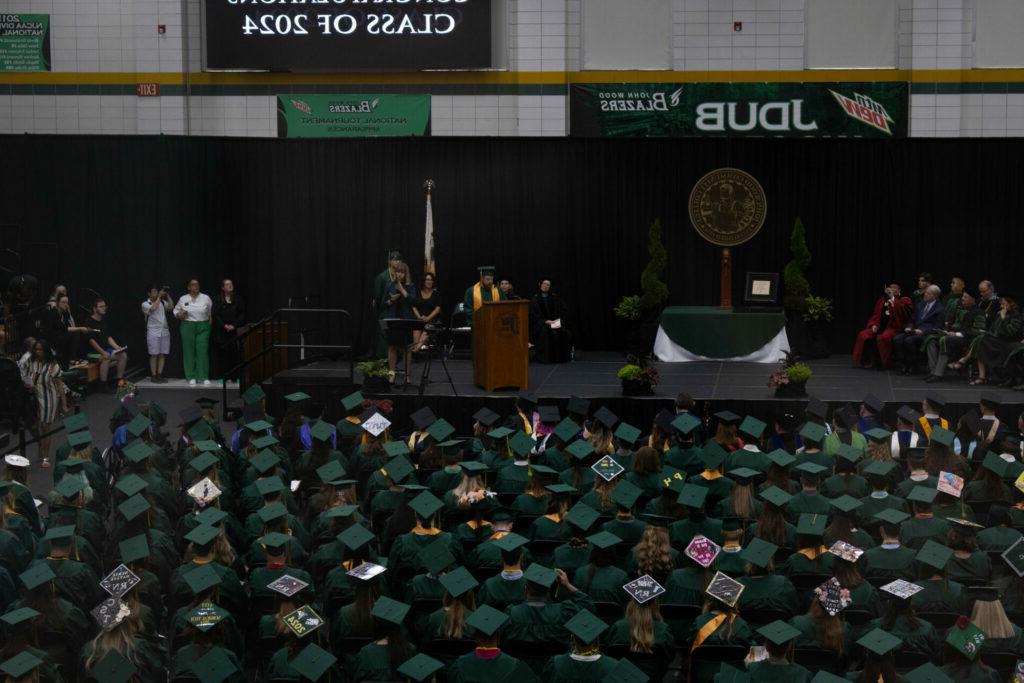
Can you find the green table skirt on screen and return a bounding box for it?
[658,306,786,359]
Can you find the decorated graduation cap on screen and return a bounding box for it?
[611,480,643,509]
[398,654,445,683]
[758,619,802,645]
[439,566,478,598]
[267,574,309,599]
[765,449,796,468]
[796,513,827,537]
[418,538,456,576]
[815,577,852,616]
[614,421,642,446]
[592,455,625,482]
[183,603,228,635]
[593,406,619,429]
[587,530,622,550]
[828,540,864,563]
[465,603,510,637]
[945,617,986,661]
[361,411,392,437]
[472,406,500,427]
[705,571,744,607]
[880,578,923,601]
[671,412,702,436]
[1002,537,1024,577]
[740,537,778,569]
[684,535,721,568]
[565,502,601,531]
[799,421,826,444]
[282,605,325,638]
[858,627,902,656]
[565,609,608,644]
[91,597,131,631]
[759,485,792,508]
[347,561,386,582]
[566,439,596,461]
[623,574,666,605]
[409,491,445,519]
[678,483,709,509]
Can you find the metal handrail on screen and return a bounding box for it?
[220,307,354,418]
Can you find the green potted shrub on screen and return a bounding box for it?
[767,351,812,398]
[618,356,659,396]
[801,294,833,359]
[615,219,669,357]
[357,358,391,393]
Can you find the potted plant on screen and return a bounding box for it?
[801,295,834,359]
[768,351,812,398]
[618,357,659,396]
[614,219,670,357]
[357,359,391,393]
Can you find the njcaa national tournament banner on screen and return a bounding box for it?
[570,82,908,138]
[276,94,430,138]
[0,14,50,71]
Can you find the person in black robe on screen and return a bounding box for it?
[529,278,571,364]
[212,278,246,380]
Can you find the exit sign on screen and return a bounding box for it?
[136,83,160,97]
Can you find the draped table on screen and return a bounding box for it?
[654,306,789,363]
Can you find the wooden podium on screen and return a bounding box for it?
[472,300,529,391]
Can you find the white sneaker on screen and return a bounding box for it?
[188,379,196,386]
[203,379,211,386]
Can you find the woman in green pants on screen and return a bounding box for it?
[174,278,213,386]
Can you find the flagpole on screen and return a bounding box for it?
[423,179,436,277]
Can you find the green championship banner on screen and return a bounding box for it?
[0,14,50,72]
[570,82,908,138]
[276,94,430,138]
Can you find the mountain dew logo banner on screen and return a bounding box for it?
[276,94,430,138]
[570,82,908,138]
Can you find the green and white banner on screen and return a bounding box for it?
[276,94,430,138]
[0,14,50,72]
[570,82,908,138]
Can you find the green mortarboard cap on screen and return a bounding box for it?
[19,563,55,591]
[728,467,760,484]
[659,470,686,492]
[63,412,88,433]
[715,410,742,425]
[916,540,954,571]
[477,265,496,274]
[546,483,577,495]
[250,449,280,474]
[671,412,702,435]
[123,440,156,463]
[836,444,863,463]
[678,483,709,508]
[700,442,728,469]
[337,524,375,551]
[466,604,508,637]
[830,495,863,513]
[902,663,954,683]
[587,531,623,550]
[341,391,363,412]
[189,451,220,473]
[983,451,1009,477]
[492,532,529,553]
[857,627,902,656]
[796,513,827,536]
[192,646,239,683]
[593,406,618,428]
[566,439,596,461]
[472,406,501,427]
[603,658,649,683]
[930,427,955,448]
[0,607,39,627]
[530,464,557,476]
[126,414,151,437]
[43,525,75,542]
[739,416,766,440]
[486,426,514,440]
[397,654,445,683]
[565,502,600,531]
[799,422,826,443]
[309,420,335,442]
[241,384,266,405]
[862,460,897,477]
[538,405,561,424]
[252,434,279,449]
[371,596,411,626]
[795,461,827,476]
[611,480,642,508]
[740,537,778,568]
[426,418,456,442]
[188,421,214,442]
[757,619,802,645]
[184,563,221,595]
[316,460,345,484]
[418,538,456,575]
[460,460,488,474]
[114,473,148,498]
[54,475,86,500]
[439,566,479,598]
[382,455,414,484]
[325,504,358,519]
[811,673,850,683]
[438,439,463,454]
[866,428,892,442]
[284,391,311,403]
[244,419,274,433]
[907,486,938,504]
[806,398,828,420]
[614,422,642,445]
[410,407,437,431]
[0,652,44,679]
[524,565,557,589]
[897,405,921,424]
[196,507,228,526]
[119,534,149,563]
[565,609,608,644]
[255,476,285,497]
[874,508,910,525]
[288,643,336,683]
[118,494,151,521]
[257,501,287,523]
[68,429,93,447]
[408,491,444,519]
[508,431,534,458]
[184,524,220,547]
[383,441,411,458]
[765,449,796,468]
[91,649,137,683]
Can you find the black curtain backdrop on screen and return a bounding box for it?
[2,135,1023,373]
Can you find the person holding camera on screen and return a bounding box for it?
[142,284,172,383]
[174,278,213,386]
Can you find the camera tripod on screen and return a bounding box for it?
[416,325,458,397]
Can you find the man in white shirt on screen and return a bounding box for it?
[142,285,172,383]
[173,279,214,386]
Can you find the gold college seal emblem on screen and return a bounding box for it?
[688,168,767,246]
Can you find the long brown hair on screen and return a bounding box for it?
[634,526,672,578]
[754,503,788,547]
[594,476,617,510]
[84,607,145,670]
[625,599,661,653]
[442,591,476,640]
[807,600,845,654]
[714,423,740,449]
[730,481,757,519]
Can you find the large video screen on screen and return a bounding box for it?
[205,0,492,71]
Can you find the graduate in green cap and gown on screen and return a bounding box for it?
[748,620,813,682]
[736,538,799,617]
[421,567,478,656]
[780,513,834,576]
[353,596,417,682]
[686,572,754,683]
[604,576,676,681]
[601,480,647,547]
[542,609,620,682]
[476,533,530,611]
[463,266,506,327]
[552,503,600,576]
[570,531,627,605]
[447,604,540,683]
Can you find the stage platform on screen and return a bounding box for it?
[256,352,1024,434]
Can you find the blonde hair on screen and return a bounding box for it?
[634,525,673,577]
[625,599,660,653]
[971,600,1015,639]
[84,608,144,670]
[589,430,614,456]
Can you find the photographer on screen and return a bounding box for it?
[86,298,128,391]
[142,284,172,383]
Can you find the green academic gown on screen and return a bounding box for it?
[468,534,534,574]
[504,591,592,672]
[388,530,463,576]
[748,659,813,682]
[665,446,704,476]
[901,516,951,549]
[687,612,754,683]
[978,525,1023,552]
[462,283,506,326]
[601,516,646,547]
[542,653,619,683]
[449,650,540,683]
[862,544,917,582]
[605,620,675,680]
[571,564,629,605]
[862,615,940,656]
[947,551,992,584]
[821,474,870,499]
[477,572,526,611]
[785,492,831,523]
[354,642,408,682]
[173,645,244,683]
[495,464,531,494]
[528,514,570,542]
[912,578,965,614]
[737,575,799,616]
[552,541,592,575]
[779,549,834,576]
[170,561,247,617]
[670,517,723,546]
[664,567,706,607]
[789,614,852,655]
[40,557,101,613]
